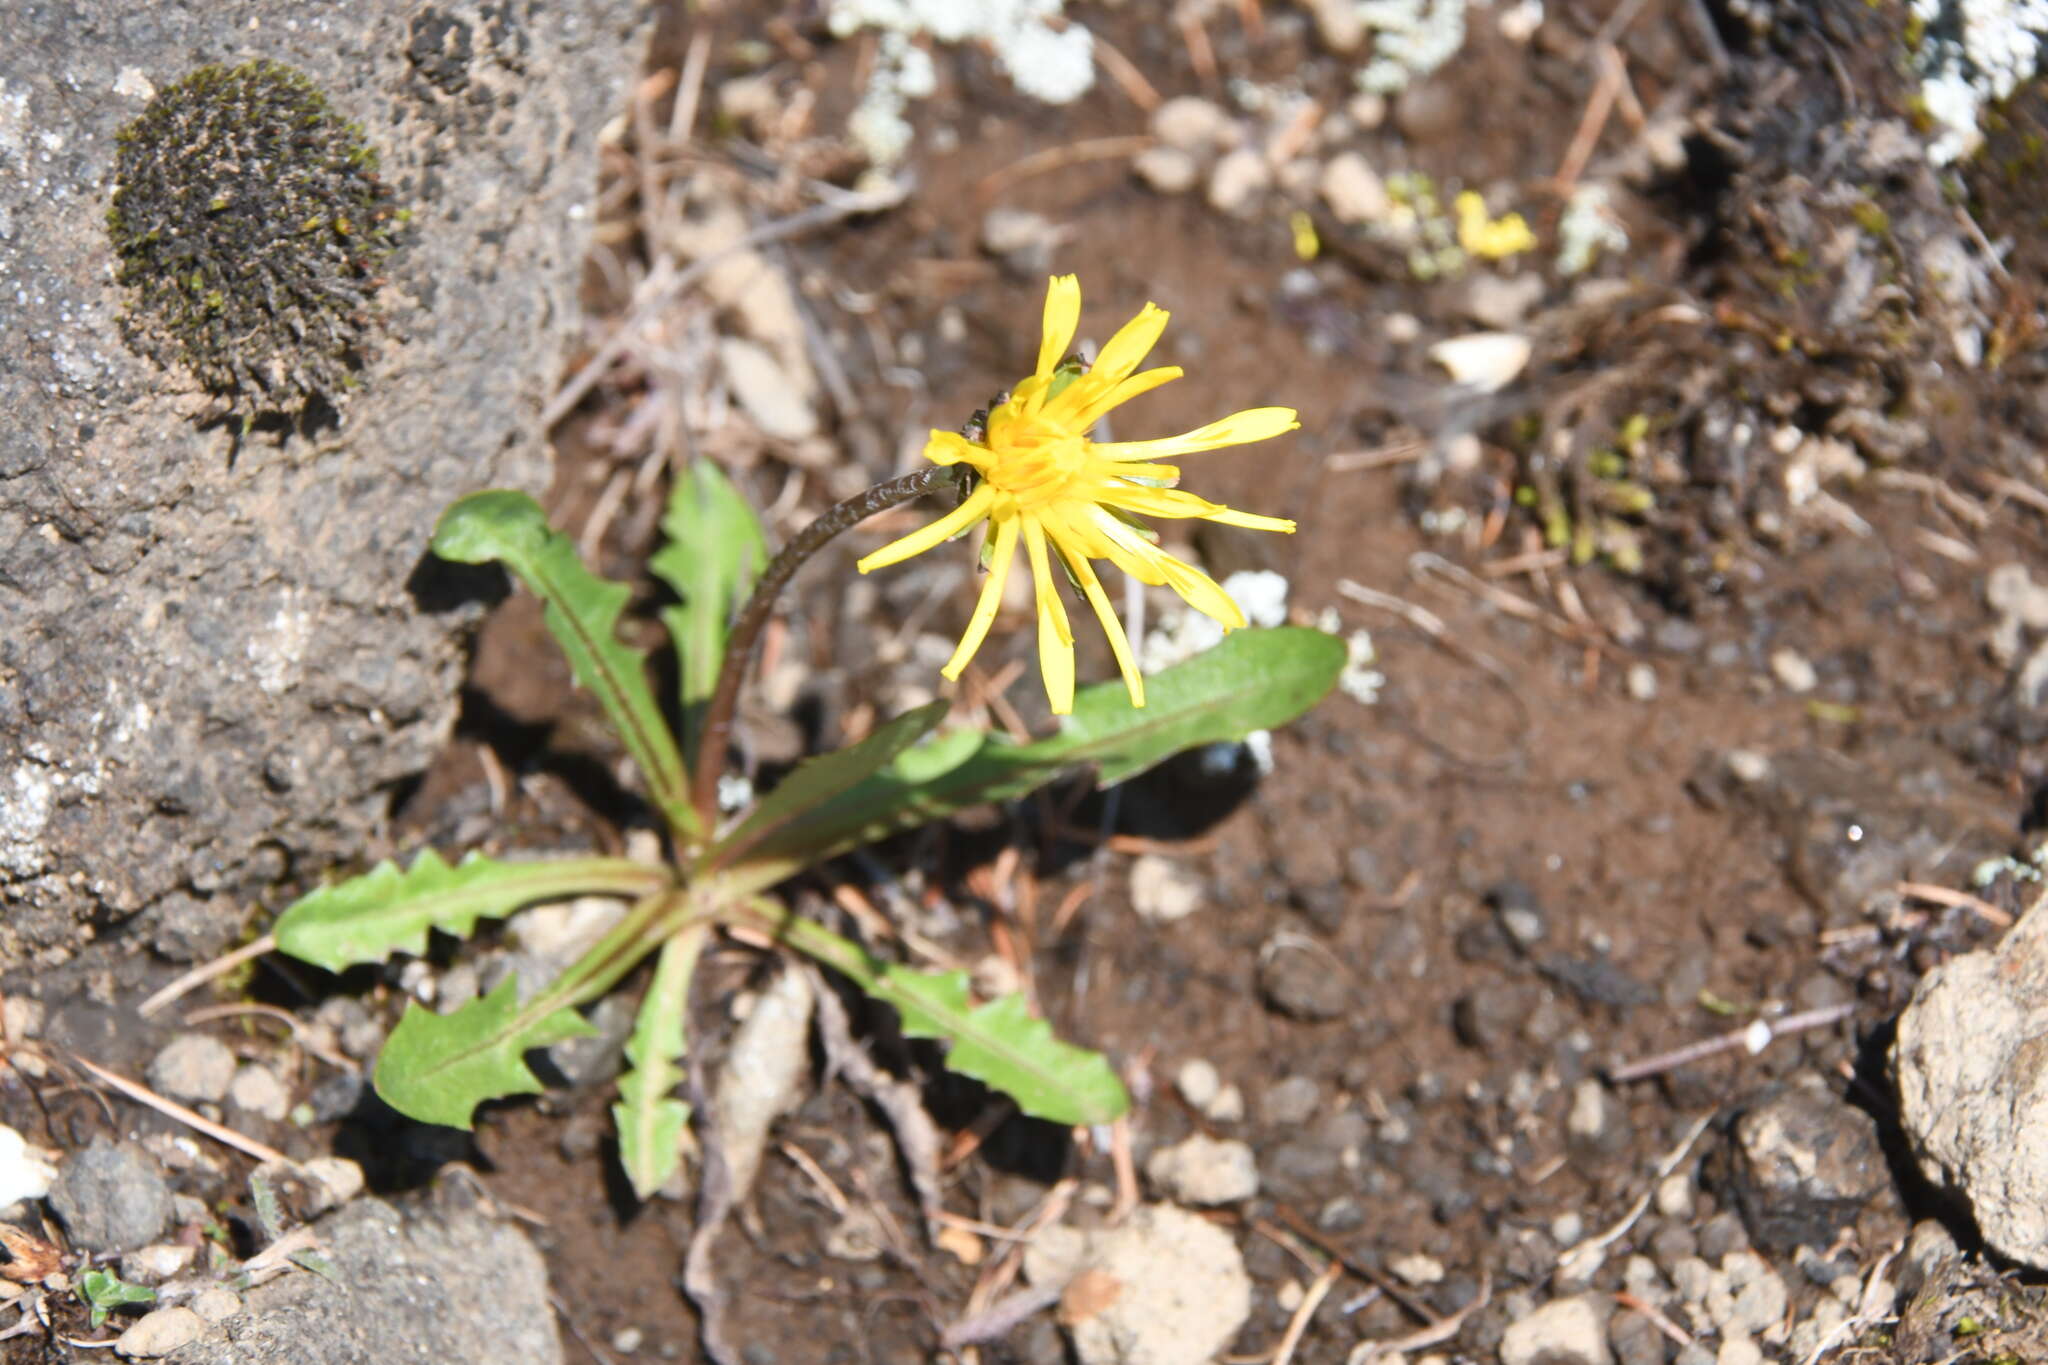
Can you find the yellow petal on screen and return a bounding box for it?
[1079,505,1173,586]
[855,483,995,573]
[1091,302,1170,386]
[940,514,1019,680]
[1059,538,1144,708]
[1022,519,1075,714]
[1093,406,1300,461]
[1160,556,1247,629]
[925,429,993,469]
[1101,486,1291,534]
[1036,275,1082,378]
[1067,364,1184,428]
[1203,507,1297,533]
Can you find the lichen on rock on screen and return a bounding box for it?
[106,59,401,412]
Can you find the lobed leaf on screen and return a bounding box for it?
[718,628,1345,892]
[612,926,705,1200]
[374,975,595,1130]
[433,490,697,837]
[650,461,769,765]
[273,849,673,974]
[705,700,950,873]
[768,910,1128,1126]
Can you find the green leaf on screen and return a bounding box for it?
[374,974,596,1130]
[706,700,950,872]
[433,490,697,837]
[719,628,1345,891]
[78,1269,156,1328]
[765,908,1127,1126]
[650,461,769,764]
[612,925,706,1200]
[273,849,673,974]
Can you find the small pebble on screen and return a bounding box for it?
[147,1034,236,1105]
[1626,662,1659,702]
[1319,151,1390,225]
[1151,96,1238,154]
[115,1306,206,1358]
[1655,1172,1694,1220]
[1717,1336,1763,1365]
[227,1064,290,1122]
[1134,145,1200,195]
[1770,647,1818,693]
[1130,855,1203,923]
[611,1326,644,1354]
[1389,1252,1445,1286]
[1206,148,1271,216]
[1175,1059,1222,1110]
[1261,1077,1321,1127]
[1144,1134,1259,1205]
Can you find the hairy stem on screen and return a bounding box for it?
[690,465,971,831]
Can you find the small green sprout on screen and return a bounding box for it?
[77,1268,156,1328]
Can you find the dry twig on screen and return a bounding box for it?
[67,1052,288,1164]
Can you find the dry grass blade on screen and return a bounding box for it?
[1269,1261,1343,1365]
[976,136,1155,200]
[67,1052,288,1165]
[1896,880,2014,928]
[138,932,276,1017]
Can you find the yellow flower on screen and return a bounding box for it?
[856,275,1298,715]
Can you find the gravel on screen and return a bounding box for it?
[1500,1293,1613,1365]
[1024,1204,1251,1365]
[116,1305,207,1358]
[1143,1133,1259,1205]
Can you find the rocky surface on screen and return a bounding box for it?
[0,0,648,969]
[1023,1203,1251,1365]
[48,1138,174,1253]
[165,1190,562,1364]
[1894,891,2048,1267]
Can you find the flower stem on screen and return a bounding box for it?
[690,464,970,832]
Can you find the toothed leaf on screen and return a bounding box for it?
[433,490,696,836]
[273,849,672,974]
[612,928,704,1200]
[650,461,768,764]
[374,974,595,1130]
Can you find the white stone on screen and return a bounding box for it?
[1717,1337,1763,1365]
[1144,1133,1258,1205]
[125,1243,194,1279]
[1626,663,1659,703]
[1654,1171,1694,1219]
[1206,148,1270,216]
[1024,1203,1251,1365]
[1461,271,1546,329]
[0,1124,55,1206]
[507,896,630,974]
[1319,151,1390,225]
[1302,0,1366,52]
[1174,1058,1221,1109]
[1134,145,1199,194]
[1500,1293,1612,1365]
[1770,647,1817,694]
[1427,332,1531,393]
[1129,854,1203,923]
[115,1306,206,1358]
[1390,1252,1446,1286]
[719,337,820,442]
[301,1156,366,1208]
[189,1288,241,1325]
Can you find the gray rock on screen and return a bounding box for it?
[118,1306,207,1358]
[148,1034,238,1105]
[1608,1309,1664,1365]
[1566,1078,1631,1158]
[166,1191,561,1364]
[0,0,647,969]
[1258,938,1350,1021]
[1725,1074,1885,1252]
[1894,894,2048,1267]
[50,1140,173,1253]
[544,992,636,1089]
[1260,1076,1321,1127]
[1500,1293,1612,1365]
[1023,1203,1251,1365]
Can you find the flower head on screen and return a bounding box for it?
[857,275,1298,714]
